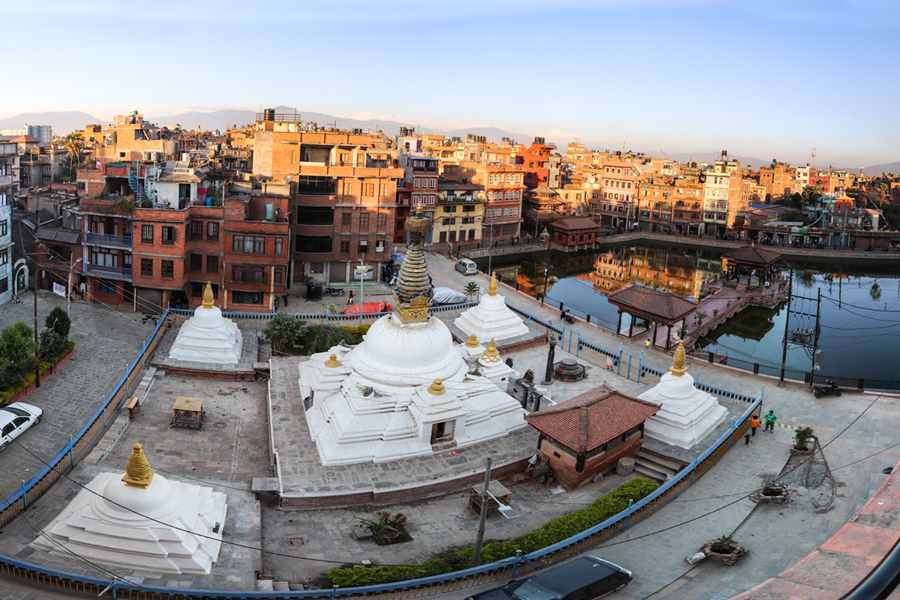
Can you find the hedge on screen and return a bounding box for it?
[0,341,75,405]
[328,477,658,587]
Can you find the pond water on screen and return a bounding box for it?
[474,244,900,382]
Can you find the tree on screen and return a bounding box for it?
[262,313,307,354]
[464,281,480,301]
[39,329,66,360]
[0,320,38,388]
[46,306,71,340]
[301,324,357,354]
[59,133,85,182]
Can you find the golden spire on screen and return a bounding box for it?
[393,210,434,324]
[465,334,480,348]
[324,354,341,368]
[428,379,446,395]
[481,339,501,363]
[669,342,688,377]
[121,443,155,489]
[487,272,498,297]
[202,282,215,309]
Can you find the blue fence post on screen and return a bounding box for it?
[618,343,623,376]
[511,550,523,576]
[728,417,736,448]
[697,368,701,385]
[69,435,75,467]
[576,331,582,357]
[690,450,700,483]
[622,499,634,529]
[21,480,26,510]
[102,397,106,427]
[638,352,644,384]
[627,355,632,380]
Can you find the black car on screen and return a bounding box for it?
[467,556,632,600]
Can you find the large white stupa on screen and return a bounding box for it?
[32,444,227,574]
[454,273,529,342]
[638,343,727,449]
[299,211,527,466]
[169,282,242,364]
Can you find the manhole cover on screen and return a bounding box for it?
[214,422,227,429]
[288,536,308,546]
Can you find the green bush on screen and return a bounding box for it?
[341,324,372,344]
[302,324,358,354]
[0,341,74,405]
[46,307,71,340]
[327,478,659,587]
[262,313,307,354]
[40,329,67,359]
[0,320,38,389]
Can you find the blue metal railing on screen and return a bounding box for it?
[85,232,133,248]
[84,263,132,278]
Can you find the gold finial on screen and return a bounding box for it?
[488,272,498,296]
[481,339,501,363]
[324,354,341,368]
[669,342,688,377]
[428,379,446,395]
[465,334,480,348]
[121,443,155,489]
[202,282,215,309]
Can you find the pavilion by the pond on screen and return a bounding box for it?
[721,245,781,284]
[608,285,697,350]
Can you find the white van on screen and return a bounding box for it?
[455,258,478,275]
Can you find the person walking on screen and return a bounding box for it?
[749,415,761,436]
[764,410,777,432]
[348,290,354,306]
[645,339,651,350]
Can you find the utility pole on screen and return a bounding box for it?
[810,288,822,382]
[779,269,794,384]
[33,277,40,388]
[471,457,492,568]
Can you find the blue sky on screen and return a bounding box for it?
[6,0,898,167]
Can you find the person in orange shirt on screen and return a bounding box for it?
[749,415,761,437]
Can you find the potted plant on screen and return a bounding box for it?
[792,426,815,456]
[701,535,745,565]
[357,511,410,545]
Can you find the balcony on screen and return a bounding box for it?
[85,232,133,248]
[0,174,12,187]
[85,263,132,281]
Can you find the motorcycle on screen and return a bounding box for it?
[813,380,842,398]
[273,295,279,310]
[561,311,576,324]
[325,286,345,297]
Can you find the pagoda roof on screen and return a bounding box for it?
[607,285,696,324]
[720,245,780,267]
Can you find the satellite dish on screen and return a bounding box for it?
[284,175,292,183]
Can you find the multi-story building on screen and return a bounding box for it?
[19,145,67,189]
[592,160,638,229]
[635,176,675,233]
[672,171,704,236]
[516,138,561,189]
[0,125,52,146]
[451,162,524,241]
[431,180,485,246]
[251,111,402,286]
[79,197,134,308]
[759,161,798,200]
[0,139,17,303]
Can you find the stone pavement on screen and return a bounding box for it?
[0,293,150,500]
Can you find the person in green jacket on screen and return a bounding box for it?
[764,410,777,432]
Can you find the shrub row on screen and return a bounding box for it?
[328,477,659,588]
[0,341,75,405]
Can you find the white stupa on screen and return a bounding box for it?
[454,273,529,342]
[169,282,242,364]
[32,444,227,574]
[638,342,727,449]
[299,211,527,466]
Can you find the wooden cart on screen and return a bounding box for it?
[468,480,512,516]
[171,396,204,429]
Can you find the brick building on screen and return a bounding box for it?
[635,176,675,233]
[0,139,18,304]
[672,171,704,236]
[430,180,485,246]
[516,138,561,189]
[452,161,524,241]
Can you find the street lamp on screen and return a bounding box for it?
[67,256,83,316]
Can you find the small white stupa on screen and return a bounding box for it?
[32,444,227,574]
[169,282,242,364]
[455,273,529,342]
[638,342,727,449]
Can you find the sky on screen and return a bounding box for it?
[5,0,899,167]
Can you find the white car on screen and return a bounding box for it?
[0,402,43,451]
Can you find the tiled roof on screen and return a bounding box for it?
[607,285,696,323]
[525,383,660,454]
[721,245,780,266]
[553,217,598,230]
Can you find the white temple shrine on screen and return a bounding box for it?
[168,282,242,364]
[299,211,527,467]
[32,444,227,575]
[454,273,529,343]
[638,342,727,449]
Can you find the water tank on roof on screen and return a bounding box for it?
[165,141,177,156]
[264,108,275,122]
[108,131,117,144]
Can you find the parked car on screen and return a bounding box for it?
[466,556,632,600]
[455,258,478,275]
[0,402,43,451]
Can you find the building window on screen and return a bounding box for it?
[192,282,218,298]
[342,181,353,196]
[359,240,368,254]
[207,222,219,241]
[161,260,174,279]
[274,238,283,255]
[274,267,283,284]
[162,226,175,245]
[141,225,153,243]
[207,255,218,273]
[141,259,153,276]
[340,240,350,253]
[232,266,244,282]
[0,277,7,294]
[232,291,263,305]
[253,269,265,284]
[98,279,116,294]
[362,183,374,196]
[189,254,202,271]
[341,212,351,225]
[360,212,369,226]
[0,249,6,265]
[414,179,420,189]
[428,196,435,206]
[430,179,436,189]
[379,183,389,196]
[0,220,7,238]
[232,236,265,254]
[377,212,386,226]
[309,262,324,274]
[190,221,203,240]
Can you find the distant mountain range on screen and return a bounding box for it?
[4,109,897,175]
[0,111,103,135]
